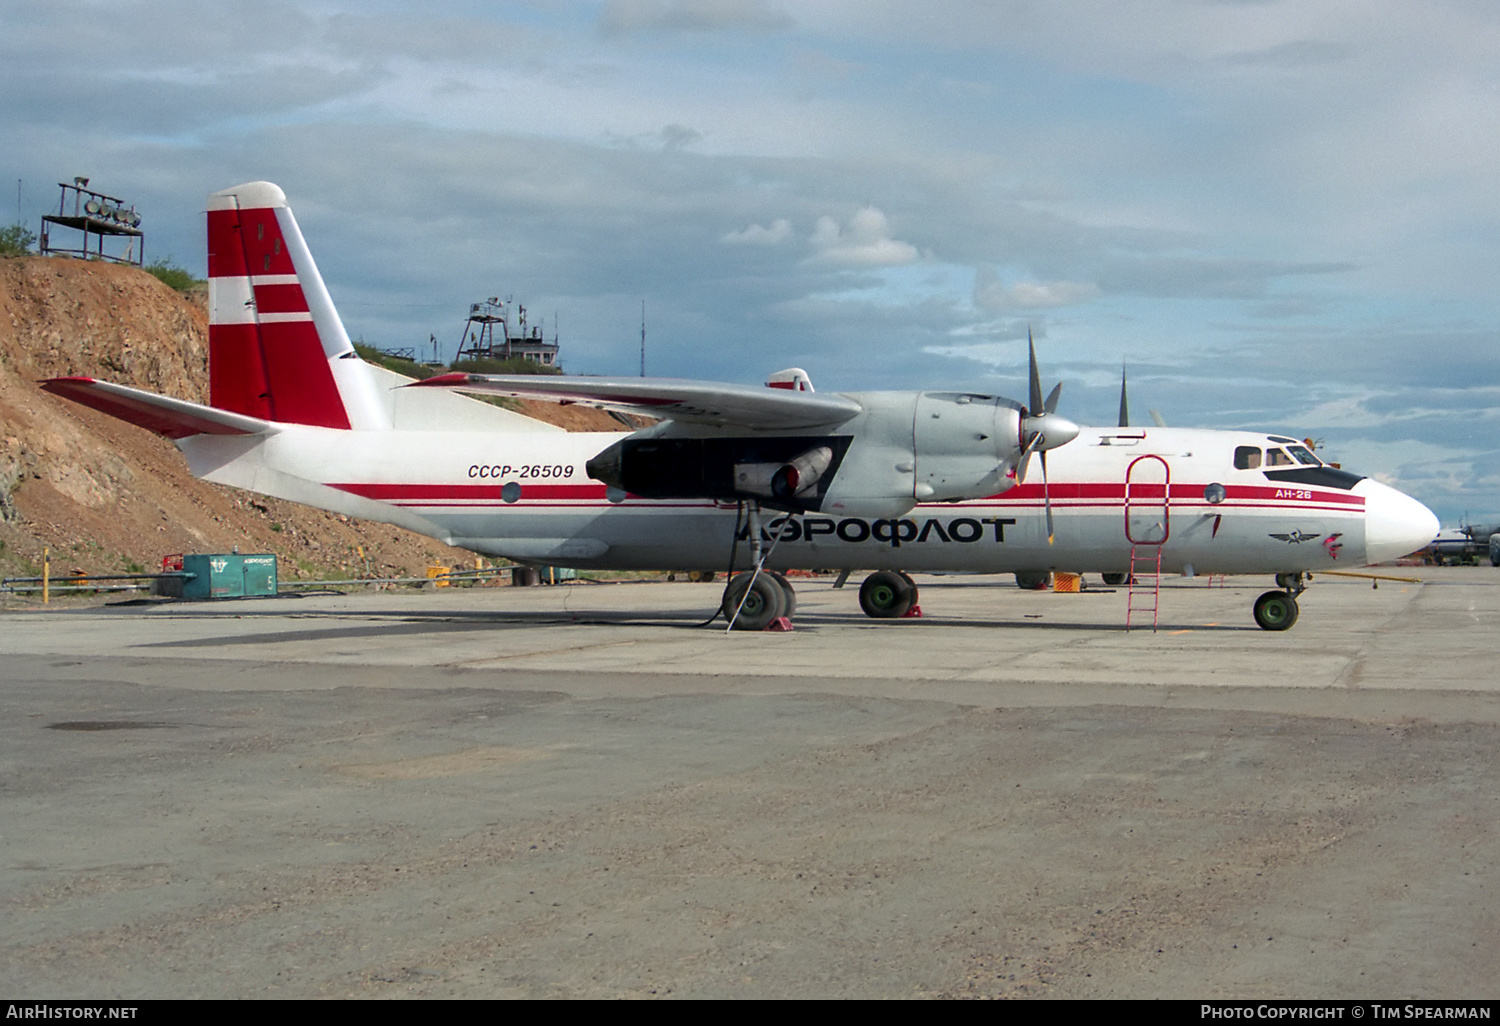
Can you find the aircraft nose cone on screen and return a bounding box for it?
[1359,479,1439,565]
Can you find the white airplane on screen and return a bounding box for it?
[41,181,1439,631]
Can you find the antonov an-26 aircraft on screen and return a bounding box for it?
[42,182,1439,631]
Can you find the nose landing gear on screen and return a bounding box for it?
[1254,572,1307,631]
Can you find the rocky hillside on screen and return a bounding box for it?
[0,255,625,591]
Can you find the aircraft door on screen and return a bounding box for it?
[1125,454,1170,544]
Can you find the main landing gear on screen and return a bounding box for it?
[858,570,919,618]
[1253,573,1307,631]
[721,570,797,631]
[718,500,801,631]
[720,569,918,629]
[721,501,924,630]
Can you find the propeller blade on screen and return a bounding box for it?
[1042,450,1055,545]
[1027,329,1043,416]
[1118,363,1130,428]
[1012,331,1078,505]
[1015,428,1040,483]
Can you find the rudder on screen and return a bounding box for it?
[206,182,386,430]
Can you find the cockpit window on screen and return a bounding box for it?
[1265,448,1295,467]
[1234,446,1262,470]
[1286,445,1321,466]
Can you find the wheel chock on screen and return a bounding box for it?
[1053,572,1082,593]
[901,605,923,618]
[765,617,795,632]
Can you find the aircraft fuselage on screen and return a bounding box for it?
[178,418,1428,577]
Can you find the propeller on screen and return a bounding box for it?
[1016,328,1080,545]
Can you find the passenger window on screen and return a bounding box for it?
[1287,445,1320,466]
[1234,446,1262,470]
[1266,448,1295,467]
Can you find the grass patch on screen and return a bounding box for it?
[452,356,563,375]
[0,225,36,257]
[144,257,204,292]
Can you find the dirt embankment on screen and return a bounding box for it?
[0,255,623,587]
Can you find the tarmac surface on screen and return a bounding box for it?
[1,567,1497,999]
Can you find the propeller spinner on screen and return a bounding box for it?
[1017,330,1079,544]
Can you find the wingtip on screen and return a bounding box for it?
[40,375,98,389]
[406,372,471,388]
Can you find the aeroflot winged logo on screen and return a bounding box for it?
[1269,530,1322,544]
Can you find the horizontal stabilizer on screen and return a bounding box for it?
[412,373,862,431]
[41,377,276,439]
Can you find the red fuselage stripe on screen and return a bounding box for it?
[330,481,1364,512]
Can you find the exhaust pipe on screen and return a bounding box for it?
[735,446,834,502]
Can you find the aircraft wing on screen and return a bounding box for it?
[412,373,863,430]
[41,377,276,439]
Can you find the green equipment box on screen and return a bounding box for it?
[171,553,278,600]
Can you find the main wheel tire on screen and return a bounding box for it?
[768,570,797,619]
[897,571,920,609]
[721,572,787,631]
[1101,572,1128,587]
[859,570,914,619]
[1253,590,1300,631]
[1015,571,1051,590]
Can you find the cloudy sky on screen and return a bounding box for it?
[6,0,1499,522]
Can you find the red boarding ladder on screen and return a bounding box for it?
[1127,546,1162,631]
[1124,454,1170,632]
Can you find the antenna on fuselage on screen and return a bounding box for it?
[640,299,646,377]
[1118,362,1130,428]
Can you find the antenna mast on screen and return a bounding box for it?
[640,300,646,377]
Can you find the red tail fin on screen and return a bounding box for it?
[207,182,384,430]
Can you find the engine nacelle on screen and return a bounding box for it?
[584,390,1059,518]
[817,392,1025,517]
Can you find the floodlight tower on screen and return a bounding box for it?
[40,179,145,265]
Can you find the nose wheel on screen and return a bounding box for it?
[1254,575,1305,631]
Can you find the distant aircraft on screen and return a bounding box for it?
[42,182,1439,631]
[1424,521,1500,565]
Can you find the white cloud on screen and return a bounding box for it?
[721,218,793,245]
[974,267,1100,310]
[806,207,918,267]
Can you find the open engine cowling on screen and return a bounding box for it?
[585,435,855,512]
